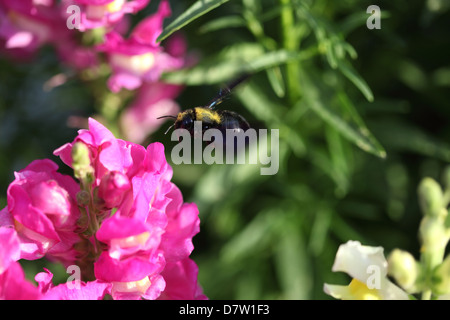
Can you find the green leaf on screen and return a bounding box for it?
[162,45,313,85]
[266,67,285,98]
[301,82,386,159]
[199,15,245,33]
[157,0,230,42]
[337,91,385,158]
[338,62,374,102]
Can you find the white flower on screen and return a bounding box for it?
[324,240,411,300]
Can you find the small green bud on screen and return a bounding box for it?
[71,142,94,181]
[418,177,443,218]
[432,254,450,296]
[76,190,91,206]
[420,217,448,251]
[388,249,421,292]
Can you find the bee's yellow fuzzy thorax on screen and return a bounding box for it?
[194,108,222,123]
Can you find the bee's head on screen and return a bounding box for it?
[173,110,195,133]
[157,110,195,135]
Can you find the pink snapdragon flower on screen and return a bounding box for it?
[0,118,205,300]
[0,159,80,264]
[53,117,204,300]
[70,0,149,31]
[55,119,204,299]
[97,0,187,92]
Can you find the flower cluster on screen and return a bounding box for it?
[0,0,191,143]
[0,118,206,300]
[325,174,450,300]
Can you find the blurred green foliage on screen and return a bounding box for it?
[1,0,450,299]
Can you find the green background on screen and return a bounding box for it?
[1,0,450,299]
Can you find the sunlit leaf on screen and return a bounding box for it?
[157,0,230,42]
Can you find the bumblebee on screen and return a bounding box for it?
[157,75,250,137]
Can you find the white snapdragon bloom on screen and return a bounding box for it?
[324,240,411,300]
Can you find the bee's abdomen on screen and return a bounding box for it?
[219,110,250,132]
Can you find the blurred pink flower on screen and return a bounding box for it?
[120,81,183,143]
[97,0,187,92]
[0,159,80,264]
[70,0,149,31]
[0,0,68,60]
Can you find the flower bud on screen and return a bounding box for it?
[71,142,94,182]
[418,177,443,218]
[97,171,131,208]
[432,255,450,295]
[76,190,91,206]
[387,249,420,292]
[419,216,449,272]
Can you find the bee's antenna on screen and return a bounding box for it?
[207,74,251,109]
[164,123,175,135]
[157,115,177,120]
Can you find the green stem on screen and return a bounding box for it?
[421,289,432,300]
[280,0,301,103]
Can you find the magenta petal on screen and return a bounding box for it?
[53,142,74,167]
[143,274,166,300]
[0,261,41,300]
[35,268,53,293]
[0,228,21,274]
[131,0,171,46]
[20,159,59,174]
[159,259,207,300]
[8,185,60,242]
[160,203,200,262]
[96,215,149,242]
[94,251,165,282]
[146,142,171,178]
[41,280,111,300]
[107,71,142,92]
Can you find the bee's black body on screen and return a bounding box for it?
[158,75,251,142]
[173,107,250,136]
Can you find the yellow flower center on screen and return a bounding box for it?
[348,279,382,300]
[110,53,155,75]
[113,232,150,248]
[112,276,152,296]
[86,0,126,20]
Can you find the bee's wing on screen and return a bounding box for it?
[207,74,250,109]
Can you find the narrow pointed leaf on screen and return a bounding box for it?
[157,0,230,42]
